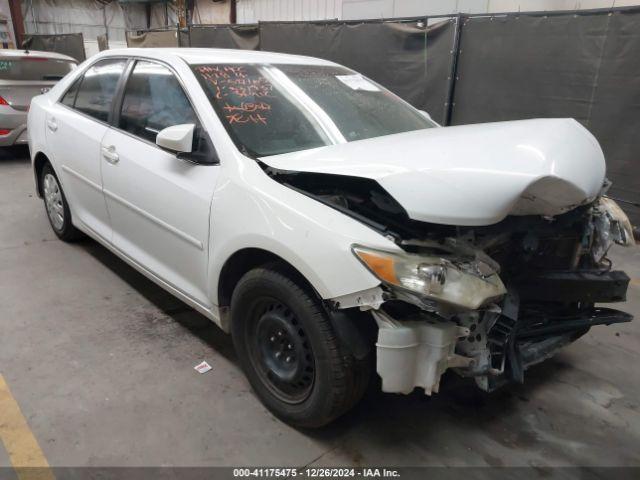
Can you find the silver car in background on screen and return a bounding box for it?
[0,49,77,146]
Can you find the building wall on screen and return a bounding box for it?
[21,0,148,56]
[237,0,640,23]
[20,0,229,57]
[0,0,16,48]
[194,0,231,24]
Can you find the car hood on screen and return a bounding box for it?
[260,118,606,226]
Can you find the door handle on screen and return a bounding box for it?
[46,118,57,132]
[101,146,119,164]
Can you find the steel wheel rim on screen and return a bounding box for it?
[43,173,64,231]
[248,298,315,404]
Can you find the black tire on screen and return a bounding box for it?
[40,163,83,242]
[231,264,370,428]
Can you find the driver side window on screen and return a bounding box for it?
[119,60,197,143]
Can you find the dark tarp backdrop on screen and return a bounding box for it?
[450,9,640,224]
[125,29,180,48]
[189,24,260,50]
[422,18,458,124]
[450,12,611,125]
[22,33,86,62]
[588,9,640,224]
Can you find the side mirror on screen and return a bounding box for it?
[156,124,195,153]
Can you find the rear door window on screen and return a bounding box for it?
[118,60,197,143]
[74,59,127,123]
[0,57,76,81]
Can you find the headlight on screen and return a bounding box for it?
[591,197,635,262]
[352,245,506,310]
[599,197,634,246]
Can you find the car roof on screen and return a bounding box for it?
[0,49,78,62]
[101,48,339,67]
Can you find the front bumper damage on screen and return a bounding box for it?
[369,275,632,395]
[337,197,635,396]
[457,284,632,392]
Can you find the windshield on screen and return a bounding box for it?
[0,57,77,81]
[192,63,435,157]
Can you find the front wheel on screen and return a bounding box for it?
[231,265,370,427]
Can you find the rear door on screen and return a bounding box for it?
[101,59,219,307]
[45,58,128,241]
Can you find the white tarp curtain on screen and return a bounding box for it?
[21,0,177,44]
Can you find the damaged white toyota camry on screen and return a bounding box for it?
[28,48,634,427]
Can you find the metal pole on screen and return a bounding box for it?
[444,14,463,126]
[102,4,109,42]
[230,0,237,24]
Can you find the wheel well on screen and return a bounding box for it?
[217,248,377,360]
[33,152,50,196]
[218,248,317,307]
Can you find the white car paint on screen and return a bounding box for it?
[27,47,606,329]
[261,118,606,226]
[45,95,113,241]
[156,124,196,152]
[28,49,399,326]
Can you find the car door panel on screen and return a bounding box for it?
[101,60,218,307]
[47,106,110,239]
[101,131,216,306]
[45,58,127,241]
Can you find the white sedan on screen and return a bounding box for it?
[28,48,634,427]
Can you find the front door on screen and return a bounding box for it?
[101,60,219,308]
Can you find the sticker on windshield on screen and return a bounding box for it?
[336,74,380,92]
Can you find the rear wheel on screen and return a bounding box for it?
[40,163,83,242]
[231,265,370,427]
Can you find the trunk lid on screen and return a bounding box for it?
[0,81,55,111]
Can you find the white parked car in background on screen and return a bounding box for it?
[28,48,634,427]
[0,49,77,146]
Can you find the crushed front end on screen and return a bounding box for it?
[349,196,634,395]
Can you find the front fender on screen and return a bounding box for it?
[208,158,400,306]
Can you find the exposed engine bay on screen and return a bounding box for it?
[264,165,634,395]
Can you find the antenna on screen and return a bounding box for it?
[21,36,33,54]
